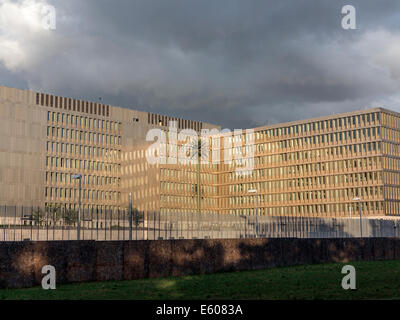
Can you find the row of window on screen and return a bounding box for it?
[383,172,400,186]
[160,195,217,207]
[253,127,380,151]
[386,201,400,215]
[227,129,380,157]
[224,157,381,182]
[247,142,381,167]
[44,203,121,215]
[160,182,217,195]
[160,168,217,183]
[46,172,120,187]
[47,111,120,132]
[47,126,121,146]
[228,201,383,216]
[228,186,383,205]
[45,187,121,202]
[381,112,400,130]
[148,112,203,131]
[38,93,110,117]
[221,143,381,175]
[151,145,218,170]
[381,127,400,143]
[228,143,381,168]
[385,186,400,200]
[382,142,400,158]
[160,208,216,214]
[46,141,121,160]
[227,171,382,194]
[253,112,380,139]
[225,147,382,182]
[383,159,400,174]
[46,156,121,173]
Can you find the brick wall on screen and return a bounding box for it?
[0,238,399,288]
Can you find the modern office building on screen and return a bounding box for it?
[1,85,400,217]
[218,109,386,217]
[0,85,219,215]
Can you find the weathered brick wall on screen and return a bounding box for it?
[0,238,399,288]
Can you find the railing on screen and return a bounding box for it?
[0,206,399,241]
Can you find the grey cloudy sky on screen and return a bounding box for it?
[1,0,400,129]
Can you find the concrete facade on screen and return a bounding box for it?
[0,85,220,214]
[218,108,388,217]
[1,85,400,217]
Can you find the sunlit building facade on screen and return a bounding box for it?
[217,108,393,217]
[1,85,400,217]
[0,85,219,215]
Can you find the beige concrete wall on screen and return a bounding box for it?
[0,85,220,213]
[112,103,220,213]
[0,86,46,207]
[2,84,391,219]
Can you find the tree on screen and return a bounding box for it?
[50,204,63,226]
[189,137,208,215]
[32,208,45,226]
[63,208,78,226]
[133,208,144,227]
[126,206,143,227]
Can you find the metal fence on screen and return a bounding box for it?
[1,206,399,241]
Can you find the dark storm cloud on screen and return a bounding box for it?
[0,65,27,88]
[1,0,400,128]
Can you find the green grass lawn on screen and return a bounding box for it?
[1,260,400,300]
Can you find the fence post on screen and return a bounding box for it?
[13,205,16,241]
[37,206,40,241]
[245,215,247,238]
[110,208,113,241]
[153,211,156,240]
[128,193,133,241]
[53,207,55,241]
[3,205,6,241]
[18,206,21,241]
[104,208,107,241]
[117,207,120,241]
[158,211,161,240]
[146,211,148,240]
[30,206,32,240]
